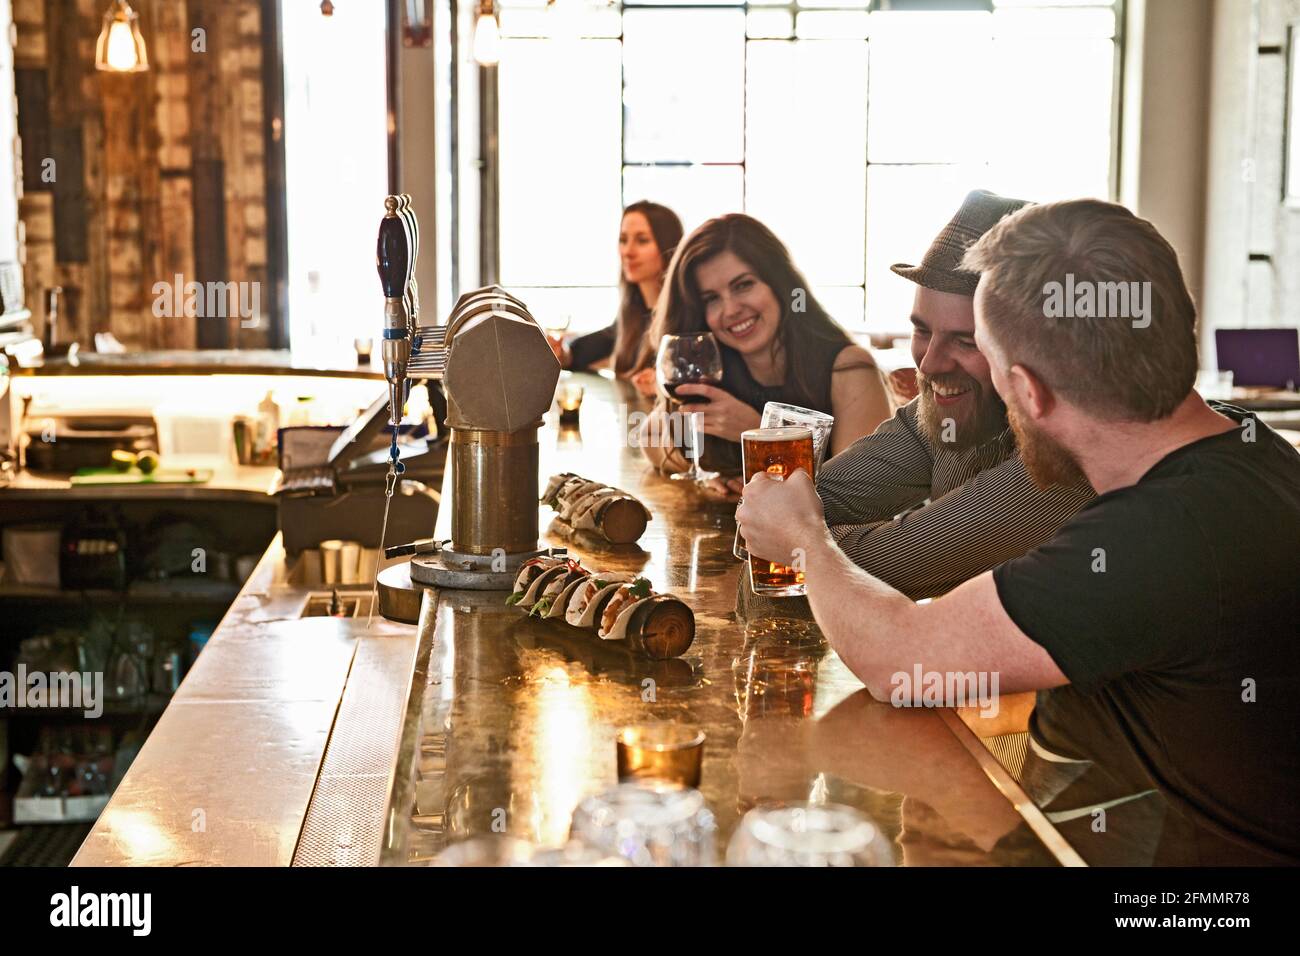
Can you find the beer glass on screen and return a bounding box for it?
[740,425,814,596]
[734,403,835,560]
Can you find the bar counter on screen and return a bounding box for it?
[74,372,1079,867]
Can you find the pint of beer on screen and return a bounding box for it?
[741,426,814,597]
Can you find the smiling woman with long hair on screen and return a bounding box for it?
[640,214,893,474]
[556,200,684,378]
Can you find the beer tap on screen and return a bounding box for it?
[370,195,417,623]
[370,192,562,615]
[376,195,415,431]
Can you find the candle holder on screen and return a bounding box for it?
[616,723,705,788]
[354,336,374,366]
[556,383,584,425]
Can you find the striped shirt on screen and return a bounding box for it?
[816,398,1094,599]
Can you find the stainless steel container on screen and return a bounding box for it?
[450,423,541,555]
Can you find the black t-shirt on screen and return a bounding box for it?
[993,405,1300,863]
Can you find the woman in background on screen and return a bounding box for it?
[640,214,893,476]
[553,200,684,379]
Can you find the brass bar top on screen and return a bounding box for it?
[379,373,1075,866]
[69,372,1075,867]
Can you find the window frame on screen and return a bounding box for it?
[472,0,1127,337]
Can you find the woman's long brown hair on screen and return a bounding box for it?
[644,213,871,411]
[612,201,684,376]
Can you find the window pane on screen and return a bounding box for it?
[624,9,746,163]
[499,39,623,286]
[796,11,869,40]
[501,8,622,39]
[985,36,1114,201]
[993,6,1115,37]
[993,0,1113,7]
[626,0,748,5]
[814,286,866,333]
[866,11,992,164]
[625,0,741,5]
[746,40,867,286]
[748,9,793,39]
[865,165,986,334]
[282,0,388,349]
[507,286,622,338]
[622,165,744,235]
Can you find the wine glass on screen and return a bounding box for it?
[543,313,571,362]
[655,333,724,483]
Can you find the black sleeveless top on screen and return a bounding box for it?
[700,338,844,475]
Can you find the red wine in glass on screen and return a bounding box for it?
[663,377,724,404]
[655,333,724,482]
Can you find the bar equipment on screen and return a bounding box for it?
[373,194,561,608]
[740,425,815,596]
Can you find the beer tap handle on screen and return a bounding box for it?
[377,195,412,427]
[377,197,410,301]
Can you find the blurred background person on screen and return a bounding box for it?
[551,200,682,383]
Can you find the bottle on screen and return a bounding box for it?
[255,391,280,465]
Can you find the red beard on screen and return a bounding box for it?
[1005,402,1090,491]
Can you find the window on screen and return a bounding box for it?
[281,2,389,352]
[494,0,1119,337]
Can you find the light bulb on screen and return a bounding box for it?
[95,1,148,73]
[473,13,500,66]
[105,21,139,71]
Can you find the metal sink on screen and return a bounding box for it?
[301,588,375,619]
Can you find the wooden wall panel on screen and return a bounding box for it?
[49,124,86,261]
[13,0,273,349]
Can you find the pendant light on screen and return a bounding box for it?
[94,0,149,73]
[472,0,500,67]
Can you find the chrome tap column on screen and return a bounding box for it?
[373,196,562,604]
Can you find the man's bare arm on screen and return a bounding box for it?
[738,468,1069,696]
[799,530,1068,698]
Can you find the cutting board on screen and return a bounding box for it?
[70,467,214,486]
